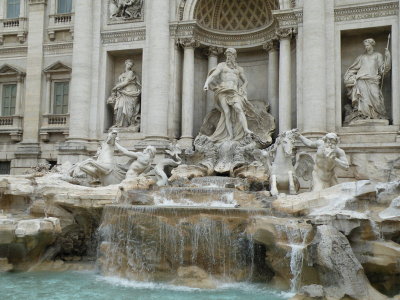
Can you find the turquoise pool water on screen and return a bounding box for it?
[0,271,293,300]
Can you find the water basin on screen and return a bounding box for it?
[0,271,293,300]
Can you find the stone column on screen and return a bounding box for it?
[204,46,222,114]
[179,38,199,147]
[67,0,93,142]
[20,0,46,144]
[302,0,326,135]
[45,74,51,114]
[15,74,24,115]
[14,0,47,172]
[277,28,292,133]
[263,39,279,130]
[144,0,170,140]
[20,0,26,17]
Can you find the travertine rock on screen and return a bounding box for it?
[272,181,375,216]
[309,225,387,300]
[173,266,216,289]
[379,196,400,220]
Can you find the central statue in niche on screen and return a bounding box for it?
[203,48,254,141]
[173,48,275,176]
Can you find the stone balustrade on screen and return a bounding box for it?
[48,13,74,40]
[39,114,69,141]
[0,18,28,44]
[0,115,23,141]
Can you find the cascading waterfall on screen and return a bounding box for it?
[275,222,312,292]
[369,219,383,240]
[97,205,267,282]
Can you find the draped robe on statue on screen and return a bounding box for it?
[207,69,259,143]
[344,52,390,120]
[113,71,141,127]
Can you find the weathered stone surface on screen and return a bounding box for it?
[309,225,387,300]
[379,196,400,221]
[352,240,400,274]
[172,266,216,289]
[0,258,13,272]
[299,284,324,298]
[376,182,400,205]
[273,181,375,216]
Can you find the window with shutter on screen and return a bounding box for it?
[6,0,20,19]
[2,84,17,116]
[53,82,69,114]
[57,0,72,14]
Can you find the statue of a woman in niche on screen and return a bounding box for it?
[107,59,141,131]
[344,38,391,124]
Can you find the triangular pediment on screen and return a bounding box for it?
[0,64,25,76]
[43,61,72,74]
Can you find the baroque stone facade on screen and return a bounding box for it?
[0,0,398,180]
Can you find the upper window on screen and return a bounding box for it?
[1,84,17,116]
[53,81,69,114]
[57,0,72,14]
[6,0,20,19]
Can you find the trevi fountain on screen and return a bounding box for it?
[1,0,400,300]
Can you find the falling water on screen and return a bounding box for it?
[154,187,237,207]
[97,205,267,282]
[369,219,383,240]
[275,222,312,292]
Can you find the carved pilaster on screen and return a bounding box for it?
[276,28,293,40]
[263,39,279,52]
[203,46,223,57]
[178,37,200,49]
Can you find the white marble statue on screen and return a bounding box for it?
[344,38,391,122]
[154,143,182,186]
[264,129,314,196]
[107,59,141,130]
[110,0,143,20]
[203,48,255,142]
[297,132,350,192]
[79,130,126,186]
[115,142,156,179]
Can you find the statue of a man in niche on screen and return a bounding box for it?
[203,48,255,142]
[344,38,391,123]
[107,59,141,131]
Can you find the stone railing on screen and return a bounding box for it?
[48,13,74,40]
[42,114,69,127]
[40,114,69,141]
[0,116,14,126]
[0,115,23,141]
[0,18,28,44]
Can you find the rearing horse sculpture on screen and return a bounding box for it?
[78,130,126,186]
[255,129,314,196]
[268,129,300,196]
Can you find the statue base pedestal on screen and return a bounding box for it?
[349,119,389,127]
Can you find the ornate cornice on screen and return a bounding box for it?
[43,43,73,55]
[263,39,279,52]
[101,28,146,44]
[177,37,200,48]
[203,46,224,57]
[276,28,293,40]
[272,8,303,29]
[334,1,399,22]
[0,46,27,57]
[170,21,278,48]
